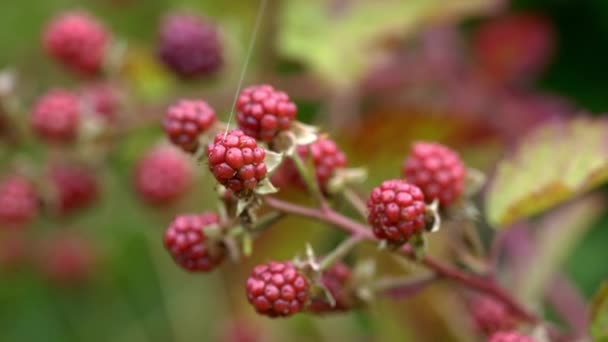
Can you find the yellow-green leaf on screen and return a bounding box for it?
[278,0,496,87]
[591,282,608,341]
[486,117,608,227]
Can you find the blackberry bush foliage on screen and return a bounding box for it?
[2,6,599,341]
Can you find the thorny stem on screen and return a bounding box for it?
[264,196,539,324]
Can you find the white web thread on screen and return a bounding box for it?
[223,0,269,138]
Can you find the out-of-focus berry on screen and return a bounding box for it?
[158,13,222,78]
[469,295,516,336]
[31,89,81,143]
[50,164,98,215]
[487,331,535,342]
[0,176,38,229]
[42,11,109,75]
[134,146,193,205]
[39,234,96,286]
[309,262,354,314]
[80,82,120,121]
[402,142,466,207]
[473,13,555,84]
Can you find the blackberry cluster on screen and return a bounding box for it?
[402,142,466,207]
[42,11,109,75]
[163,99,216,152]
[246,261,309,318]
[236,84,297,142]
[367,179,426,244]
[207,129,267,194]
[163,213,225,272]
[158,13,222,78]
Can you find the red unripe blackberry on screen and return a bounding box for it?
[158,13,222,78]
[134,147,193,205]
[300,137,347,191]
[163,212,225,272]
[402,142,466,207]
[309,262,353,313]
[236,84,297,142]
[367,179,426,244]
[50,164,98,215]
[39,234,96,286]
[469,295,516,336]
[31,89,81,143]
[271,138,347,192]
[246,261,309,318]
[473,13,555,84]
[488,331,534,342]
[0,176,38,229]
[163,99,216,152]
[80,82,120,120]
[42,11,109,75]
[207,129,267,194]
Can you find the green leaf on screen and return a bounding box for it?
[486,118,608,227]
[591,282,608,341]
[278,0,495,87]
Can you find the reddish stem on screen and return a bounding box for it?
[264,196,539,323]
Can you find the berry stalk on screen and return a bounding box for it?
[263,196,538,323]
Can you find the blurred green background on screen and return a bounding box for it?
[1,0,608,341]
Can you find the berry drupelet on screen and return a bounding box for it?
[50,164,98,215]
[246,261,309,318]
[487,331,535,342]
[236,84,297,142]
[42,11,109,75]
[0,176,39,229]
[367,179,426,244]
[163,99,216,152]
[31,89,81,143]
[207,129,267,194]
[134,147,193,205]
[164,212,224,272]
[402,142,466,207]
[158,13,222,78]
